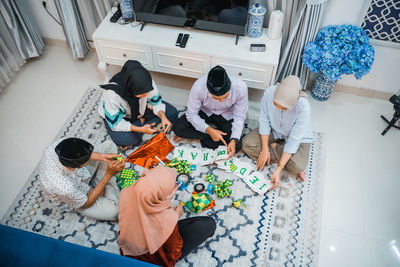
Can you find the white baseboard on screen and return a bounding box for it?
[334,83,392,100]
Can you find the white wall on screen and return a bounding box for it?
[26,0,65,40]
[322,0,400,94]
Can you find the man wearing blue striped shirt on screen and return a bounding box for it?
[242,76,313,189]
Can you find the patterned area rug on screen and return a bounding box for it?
[1,88,326,267]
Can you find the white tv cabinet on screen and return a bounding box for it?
[93,12,281,90]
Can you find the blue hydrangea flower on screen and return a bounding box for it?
[302,24,375,82]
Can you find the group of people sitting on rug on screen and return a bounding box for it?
[38,60,312,266]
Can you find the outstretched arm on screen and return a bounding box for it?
[80,160,125,209]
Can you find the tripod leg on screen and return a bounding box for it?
[381,115,390,124]
[381,116,399,136]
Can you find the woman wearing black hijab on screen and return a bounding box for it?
[98,60,178,148]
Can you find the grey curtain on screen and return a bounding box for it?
[0,0,45,89]
[55,0,113,59]
[274,0,328,87]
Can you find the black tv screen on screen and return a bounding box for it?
[133,0,249,36]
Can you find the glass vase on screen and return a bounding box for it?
[311,72,336,101]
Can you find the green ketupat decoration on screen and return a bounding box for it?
[232,199,249,209]
[205,174,215,183]
[184,193,212,213]
[204,173,232,198]
[116,169,140,190]
[166,158,191,174]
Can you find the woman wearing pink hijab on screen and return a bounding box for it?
[118,166,216,266]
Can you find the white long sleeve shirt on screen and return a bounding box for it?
[98,81,165,131]
[186,75,248,140]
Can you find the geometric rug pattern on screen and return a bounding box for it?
[1,87,325,267]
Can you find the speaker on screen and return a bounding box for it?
[267,10,284,40]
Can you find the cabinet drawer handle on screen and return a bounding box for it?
[179,62,183,66]
[123,53,127,57]
[238,72,242,76]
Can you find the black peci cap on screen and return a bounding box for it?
[207,66,231,96]
[55,138,94,168]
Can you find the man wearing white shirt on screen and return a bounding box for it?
[173,66,248,158]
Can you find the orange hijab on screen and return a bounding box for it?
[118,166,179,256]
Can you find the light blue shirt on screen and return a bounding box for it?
[259,86,313,154]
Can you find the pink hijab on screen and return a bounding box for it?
[118,166,179,256]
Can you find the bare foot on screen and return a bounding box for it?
[173,135,184,143]
[298,171,305,182]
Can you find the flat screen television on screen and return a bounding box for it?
[132,0,250,36]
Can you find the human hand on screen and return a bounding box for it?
[206,127,227,146]
[161,117,172,133]
[227,139,236,159]
[269,169,281,190]
[257,149,271,170]
[139,117,146,124]
[101,153,120,164]
[140,122,158,134]
[106,159,125,176]
[174,203,183,217]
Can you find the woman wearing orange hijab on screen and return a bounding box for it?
[118,166,216,266]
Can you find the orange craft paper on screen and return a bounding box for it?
[126,132,175,169]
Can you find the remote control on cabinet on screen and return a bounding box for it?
[180,34,189,48]
[176,33,183,46]
[110,4,122,23]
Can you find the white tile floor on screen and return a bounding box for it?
[1,45,399,266]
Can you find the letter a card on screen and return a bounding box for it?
[187,148,202,164]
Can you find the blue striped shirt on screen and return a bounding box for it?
[259,86,313,154]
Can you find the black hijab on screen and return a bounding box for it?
[100,60,154,122]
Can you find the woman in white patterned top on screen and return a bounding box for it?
[98,60,178,149]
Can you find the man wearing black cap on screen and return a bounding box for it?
[39,138,125,221]
[173,66,248,158]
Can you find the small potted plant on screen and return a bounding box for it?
[303,24,375,101]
